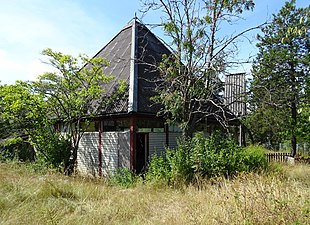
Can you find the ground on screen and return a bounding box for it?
[0,162,309,224]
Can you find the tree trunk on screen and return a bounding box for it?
[290,62,297,157]
[291,100,297,157]
[65,146,78,175]
[247,127,255,145]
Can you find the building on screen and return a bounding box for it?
[76,19,241,176]
[77,19,182,176]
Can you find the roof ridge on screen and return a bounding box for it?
[91,24,133,59]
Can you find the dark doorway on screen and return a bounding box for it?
[135,133,148,174]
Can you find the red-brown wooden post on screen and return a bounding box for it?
[165,123,169,148]
[98,122,102,177]
[129,116,136,171]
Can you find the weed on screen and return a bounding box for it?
[0,162,309,224]
[146,132,268,186]
[108,168,138,188]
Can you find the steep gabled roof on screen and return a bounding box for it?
[93,19,172,115]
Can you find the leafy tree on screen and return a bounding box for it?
[142,0,258,136]
[248,0,309,155]
[243,107,288,149]
[0,82,63,164]
[31,49,127,173]
[296,104,310,144]
[0,49,127,172]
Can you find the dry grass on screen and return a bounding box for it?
[0,162,309,225]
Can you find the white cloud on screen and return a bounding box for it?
[0,49,25,84]
[0,48,53,84]
[25,59,53,82]
[0,49,7,58]
[0,13,56,47]
[0,0,117,84]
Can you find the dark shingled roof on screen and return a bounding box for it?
[90,19,237,125]
[92,19,172,115]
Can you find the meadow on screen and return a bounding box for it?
[0,162,309,225]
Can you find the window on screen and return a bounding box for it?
[137,119,165,132]
[102,119,129,132]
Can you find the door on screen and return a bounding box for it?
[135,133,148,174]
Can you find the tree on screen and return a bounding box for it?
[296,104,310,144]
[32,49,127,173]
[243,107,288,148]
[141,0,258,136]
[0,82,64,164]
[248,0,309,155]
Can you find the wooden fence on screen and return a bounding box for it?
[265,152,292,163]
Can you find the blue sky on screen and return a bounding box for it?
[0,0,308,84]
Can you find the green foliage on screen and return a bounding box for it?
[31,48,127,172]
[0,82,47,125]
[0,81,71,168]
[144,155,171,184]
[0,137,34,162]
[143,0,256,136]
[32,131,71,169]
[243,107,289,149]
[0,82,47,162]
[109,168,137,188]
[248,0,309,152]
[242,145,268,172]
[25,155,53,174]
[0,48,127,173]
[146,132,268,186]
[296,104,310,143]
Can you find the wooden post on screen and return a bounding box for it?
[98,123,102,177]
[165,123,169,147]
[129,116,136,171]
[239,124,242,147]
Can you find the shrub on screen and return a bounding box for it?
[242,145,268,172]
[32,132,71,170]
[109,168,137,188]
[145,154,171,184]
[0,131,71,173]
[146,132,269,186]
[0,137,35,162]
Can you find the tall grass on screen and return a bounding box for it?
[0,162,309,224]
[146,133,269,186]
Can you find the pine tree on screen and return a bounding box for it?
[249,0,309,155]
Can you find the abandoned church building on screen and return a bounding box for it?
[76,19,245,176]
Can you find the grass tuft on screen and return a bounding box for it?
[0,162,309,224]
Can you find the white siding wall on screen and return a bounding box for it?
[148,132,181,159]
[102,132,118,175]
[118,131,130,168]
[77,131,180,176]
[169,132,182,149]
[77,131,130,176]
[149,133,166,158]
[77,132,100,176]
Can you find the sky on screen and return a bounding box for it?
[0,0,308,85]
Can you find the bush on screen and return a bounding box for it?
[32,132,71,170]
[0,131,71,172]
[109,168,137,188]
[242,145,268,172]
[0,137,35,162]
[145,154,171,184]
[146,132,269,186]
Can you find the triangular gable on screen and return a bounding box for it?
[92,19,172,115]
[93,23,132,114]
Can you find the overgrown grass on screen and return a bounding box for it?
[0,162,309,224]
[146,133,269,186]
